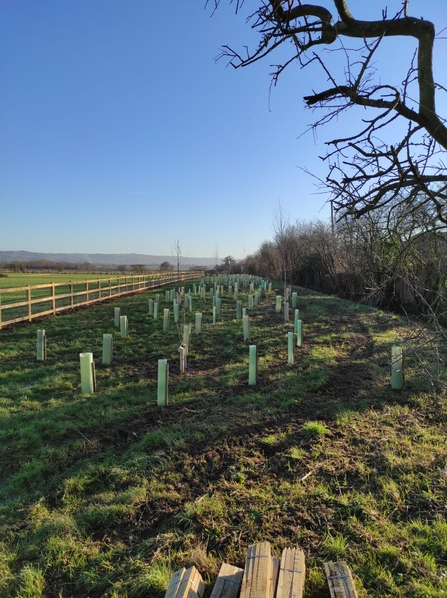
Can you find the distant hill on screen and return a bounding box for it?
[0,250,219,268]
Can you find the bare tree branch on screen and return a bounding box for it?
[211,0,447,223]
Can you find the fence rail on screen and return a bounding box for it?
[0,271,203,329]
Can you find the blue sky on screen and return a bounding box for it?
[1,1,446,260]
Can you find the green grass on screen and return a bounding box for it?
[1,277,447,597]
[0,272,191,326]
[0,273,125,293]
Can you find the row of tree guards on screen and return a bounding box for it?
[34,274,404,400]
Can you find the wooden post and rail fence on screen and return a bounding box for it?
[0,271,204,330]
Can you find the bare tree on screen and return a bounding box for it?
[172,240,188,281]
[273,202,298,297]
[213,244,220,269]
[211,1,447,225]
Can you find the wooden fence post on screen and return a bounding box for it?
[52,282,56,314]
[27,285,32,321]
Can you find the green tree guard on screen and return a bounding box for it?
[195,312,202,334]
[249,345,257,385]
[276,295,282,313]
[102,334,113,365]
[80,352,96,394]
[288,331,294,364]
[236,301,242,320]
[296,320,302,347]
[243,315,250,341]
[120,315,128,338]
[157,359,168,406]
[183,324,191,353]
[37,329,46,361]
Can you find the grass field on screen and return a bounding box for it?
[0,279,446,597]
[0,273,124,290]
[0,273,180,324]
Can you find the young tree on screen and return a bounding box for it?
[211,1,447,224]
[172,240,188,281]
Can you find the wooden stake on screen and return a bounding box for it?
[276,547,305,598]
[164,566,205,598]
[270,557,280,598]
[210,563,243,598]
[157,359,168,407]
[240,542,272,598]
[324,561,357,598]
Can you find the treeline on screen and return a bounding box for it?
[239,208,447,320]
[0,260,208,275]
[0,260,93,273]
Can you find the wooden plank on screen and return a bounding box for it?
[210,563,244,598]
[165,567,187,598]
[164,566,204,598]
[324,562,358,598]
[240,542,272,598]
[270,557,280,598]
[275,547,305,598]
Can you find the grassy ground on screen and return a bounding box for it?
[0,273,123,290]
[0,273,177,324]
[0,280,446,597]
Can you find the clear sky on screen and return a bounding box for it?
[1,1,446,260]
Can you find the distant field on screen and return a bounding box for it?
[0,272,155,290]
